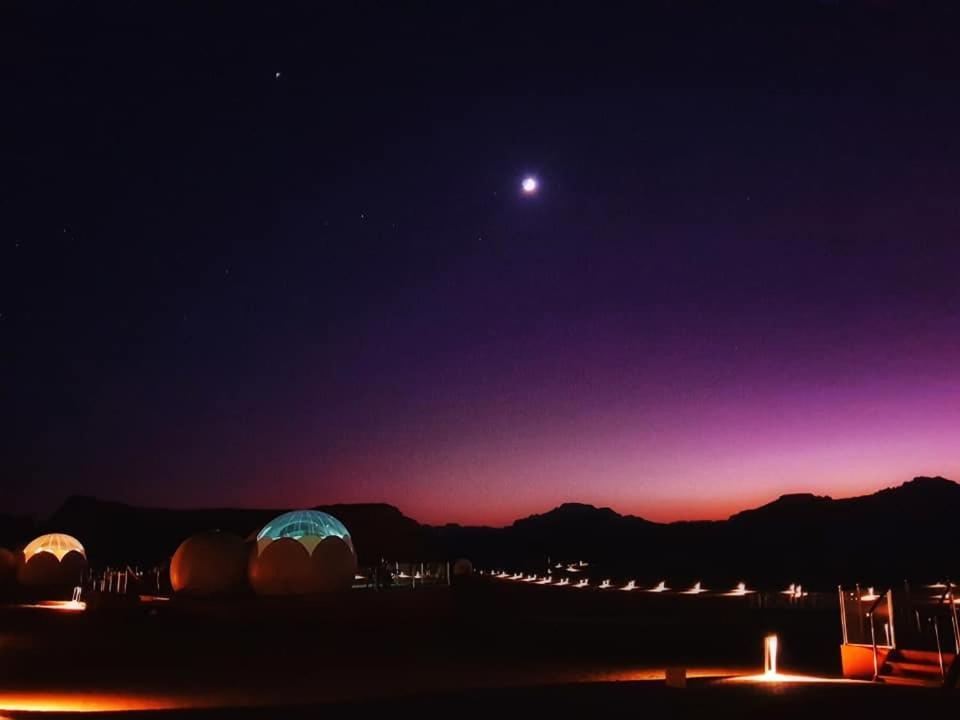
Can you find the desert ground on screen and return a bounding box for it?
[3,580,954,717]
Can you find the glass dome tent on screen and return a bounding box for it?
[256,510,353,552]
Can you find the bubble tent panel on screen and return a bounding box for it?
[23,533,86,561]
[256,510,353,550]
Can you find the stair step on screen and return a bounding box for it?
[899,649,954,664]
[879,674,942,688]
[885,660,943,676]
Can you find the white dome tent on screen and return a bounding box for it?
[18,533,87,588]
[23,533,86,562]
[169,531,248,595]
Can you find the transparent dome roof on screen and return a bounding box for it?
[257,510,351,545]
[23,533,86,561]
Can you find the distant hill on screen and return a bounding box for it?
[2,477,958,586]
[436,476,960,587]
[41,496,436,566]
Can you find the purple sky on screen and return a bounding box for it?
[3,4,959,524]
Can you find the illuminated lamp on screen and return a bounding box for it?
[726,582,753,597]
[764,634,778,676]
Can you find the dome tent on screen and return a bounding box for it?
[17,533,87,588]
[249,537,314,595]
[452,558,474,577]
[249,510,357,595]
[170,531,248,595]
[256,510,354,552]
[23,533,85,562]
[0,548,17,585]
[311,536,355,592]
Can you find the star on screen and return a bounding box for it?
[521,176,538,194]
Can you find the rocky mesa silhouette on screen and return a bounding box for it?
[4,476,957,587]
[439,476,960,586]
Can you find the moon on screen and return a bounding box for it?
[521,176,538,194]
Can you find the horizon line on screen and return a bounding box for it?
[19,474,954,529]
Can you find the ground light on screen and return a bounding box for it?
[782,583,806,599]
[723,634,862,685]
[16,600,86,613]
[764,634,778,675]
[725,582,754,597]
[17,587,86,613]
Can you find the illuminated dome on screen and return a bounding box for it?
[256,510,353,552]
[23,533,85,562]
[18,533,87,590]
[249,510,356,595]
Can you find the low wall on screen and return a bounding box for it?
[840,643,888,679]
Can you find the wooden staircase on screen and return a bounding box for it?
[878,649,952,687]
[841,583,960,687]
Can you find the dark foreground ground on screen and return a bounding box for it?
[0,581,954,717]
[52,681,957,720]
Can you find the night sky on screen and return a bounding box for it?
[3,2,959,525]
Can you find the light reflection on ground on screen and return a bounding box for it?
[723,672,862,684]
[584,667,748,682]
[12,600,86,612]
[0,692,201,713]
[0,667,752,713]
